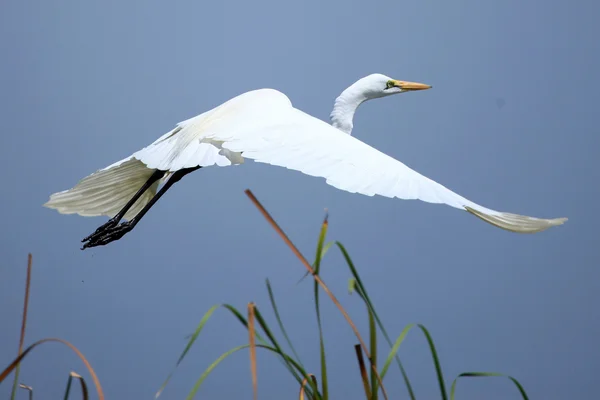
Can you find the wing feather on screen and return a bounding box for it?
[132,89,566,233]
[44,157,161,220]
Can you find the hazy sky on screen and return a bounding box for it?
[1,0,598,399]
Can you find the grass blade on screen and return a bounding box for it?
[185,345,249,399]
[369,309,378,400]
[380,324,414,379]
[313,215,329,400]
[72,372,89,399]
[348,278,358,295]
[0,338,103,400]
[248,302,258,400]
[251,307,309,393]
[157,303,277,398]
[297,241,335,284]
[265,279,304,368]
[298,374,318,400]
[350,277,382,400]
[313,212,329,275]
[186,344,317,400]
[336,241,415,400]
[316,324,328,400]
[419,324,447,400]
[63,374,73,400]
[156,304,222,398]
[18,384,32,400]
[450,372,529,400]
[10,254,32,400]
[378,323,447,400]
[354,344,371,399]
[63,371,89,400]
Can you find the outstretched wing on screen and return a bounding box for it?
[134,88,567,233]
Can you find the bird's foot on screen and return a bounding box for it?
[82,216,121,243]
[81,221,134,250]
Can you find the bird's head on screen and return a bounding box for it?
[355,73,432,99]
[331,73,432,134]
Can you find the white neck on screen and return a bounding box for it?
[329,84,369,135]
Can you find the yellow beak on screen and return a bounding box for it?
[393,80,432,91]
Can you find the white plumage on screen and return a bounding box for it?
[45,74,567,248]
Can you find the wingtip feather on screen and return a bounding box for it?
[464,206,567,234]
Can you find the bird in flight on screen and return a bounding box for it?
[44,74,567,249]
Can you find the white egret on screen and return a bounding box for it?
[44,73,567,249]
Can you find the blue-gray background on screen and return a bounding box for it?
[1,0,597,399]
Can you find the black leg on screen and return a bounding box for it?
[81,166,201,250]
[81,169,166,243]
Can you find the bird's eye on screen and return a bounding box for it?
[385,80,395,90]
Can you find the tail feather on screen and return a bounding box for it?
[44,157,160,221]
